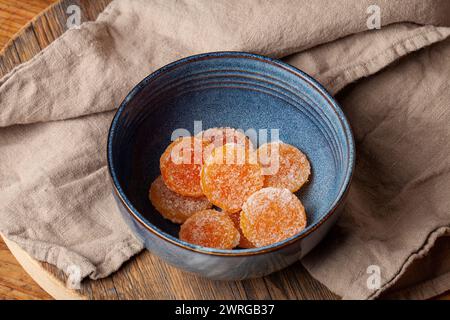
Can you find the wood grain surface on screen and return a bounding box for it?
[0,237,52,299]
[1,0,448,301]
[0,0,57,49]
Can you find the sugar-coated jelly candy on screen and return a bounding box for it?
[240,187,307,247]
[258,142,311,192]
[197,127,254,161]
[179,209,240,249]
[160,137,208,197]
[227,211,254,249]
[201,143,263,213]
[149,176,212,224]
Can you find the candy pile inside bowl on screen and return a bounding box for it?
[149,127,311,250]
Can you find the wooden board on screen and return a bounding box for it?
[0,236,52,300]
[0,0,340,300]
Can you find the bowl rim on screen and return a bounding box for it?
[107,51,355,256]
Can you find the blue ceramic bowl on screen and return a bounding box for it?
[107,52,354,280]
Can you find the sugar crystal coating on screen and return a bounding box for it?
[227,211,254,249]
[179,209,240,249]
[149,176,212,224]
[258,142,311,192]
[240,187,307,247]
[160,136,208,197]
[197,127,254,161]
[201,143,264,213]
[197,127,253,149]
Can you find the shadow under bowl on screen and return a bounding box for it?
[107,52,355,280]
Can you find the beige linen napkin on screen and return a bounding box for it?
[1,0,449,298]
[300,36,450,299]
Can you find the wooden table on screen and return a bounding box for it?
[0,0,56,48]
[0,0,448,301]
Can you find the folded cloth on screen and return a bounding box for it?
[0,0,449,298]
[301,36,450,299]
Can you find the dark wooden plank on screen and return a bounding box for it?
[46,0,81,36]
[0,44,21,77]
[241,278,273,300]
[80,0,111,22]
[0,0,58,49]
[31,12,56,50]
[0,0,338,300]
[12,25,42,62]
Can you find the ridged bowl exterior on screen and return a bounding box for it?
[107,52,354,280]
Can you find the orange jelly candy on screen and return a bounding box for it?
[197,127,254,162]
[179,209,240,249]
[227,211,254,249]
[197,127,253,148]
[258,142,311,192]
[149,176,212,224]
[201,143,264,213]
[240,187,307,247]
[160,137,208,197]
